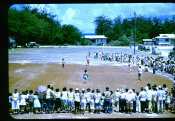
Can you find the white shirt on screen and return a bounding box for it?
[119,92,126,99]
[81,93,87,101]
[157,90,163,101]
[131,92,136,101]
[146,90,153,101]
[115,92,120,101]
[54,92,61,98]
[13,93,19,101]
[86,92,92,102]
[126,93,134,103]
[94,93,101,103]
[74,92,80,102]
[138,68,142,74]
[46,88,52,99]
[68,92,74,98]
[153,91,158,101]
[61,91,68,99]
[139,91,147,101]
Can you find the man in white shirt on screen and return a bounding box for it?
[126,89,134,114]
[114,89,120,112]
[146,86,153,114]
[46,85,53,112]
[139,87,147,113]
[86,88,92,113]
[157,86,164,114]
[119,89,125,113]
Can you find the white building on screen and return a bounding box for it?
[83,35,107,45]
[155,34,175,45]
[143,39,155,45]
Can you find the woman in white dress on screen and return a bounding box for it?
[67,88,74,113]
[19,91,27,113]
[61,87,68,111]
[34,92,41,113]
[12,89,20,114]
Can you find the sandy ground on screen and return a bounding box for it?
[9,63,174,118]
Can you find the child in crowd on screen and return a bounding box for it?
[12,89,20,114]
[28,90,34,114]
[68,88,74,113]
[33,91,41,113]
[19,91,27,113]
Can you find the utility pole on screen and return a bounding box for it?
[134,11,136,55]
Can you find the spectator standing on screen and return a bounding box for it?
[94,89,102,114]
[12,89,20,114]
[28,90,34,114]
[67,88,74,113]
[104,87,111,114]
[139,87,147,113]
[114,89,120,112]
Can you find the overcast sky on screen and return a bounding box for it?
[10,3,175,33]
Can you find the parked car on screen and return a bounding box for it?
[156,56,164,61]
[138,44,144,51]
[143,45,151,51]
[26,42,39,48]
[152,47,161,55]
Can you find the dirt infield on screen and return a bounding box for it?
[9,63,174,118]
[9,63,173,94]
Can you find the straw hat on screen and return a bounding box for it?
[128,89,133,93]
[158,86,161,89]
[75,88,79,90]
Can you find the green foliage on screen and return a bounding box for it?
[94,14,175,46]
[80,39,93,46]
[8,6,82,46]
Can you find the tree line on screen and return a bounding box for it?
[94,15,175,46]
[8,6,175,47]
[8,6,86,47]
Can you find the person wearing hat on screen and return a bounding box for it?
[74,88,80,114]
[146,86,153,114]
[125,89,134,114]
[157,86,164,114]
[139,87,147,113]
[94,89,102,114]
[114,89,120,112]
[104,87,112,114]
[80,88,87,114]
